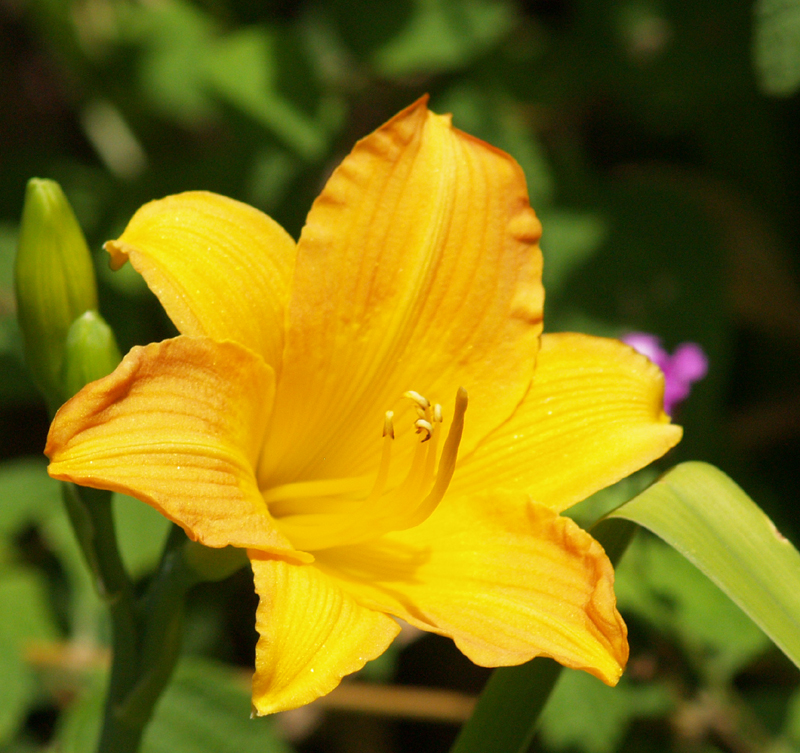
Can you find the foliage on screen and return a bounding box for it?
[1,0,798,751]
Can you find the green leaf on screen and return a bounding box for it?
[373,0,513,76]
[54,669,105,753]
[113,494,171,579]
[122,0,217,124]
[57,658,296,753]
[204,27,327,160]
[0,458,61,538]
[615,535,770,680]
[539,210,609,297]
[0,568,60,743]
[143,658,295,753]
[565,470,656,531]
[607,462,800,670]
[538,671,671,753]
[754,0,800,96]
[449,658,562,753]
[0,459,108,641]
[783,685,800,745]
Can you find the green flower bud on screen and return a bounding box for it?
[61,310,122,399]
[15,178,99,410]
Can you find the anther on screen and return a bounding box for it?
[414,418,433,441]
[433,403,443,423]
[404,390,430,411]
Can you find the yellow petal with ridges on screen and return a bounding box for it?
[250,554,400,714]
[316,492,628,686]
[260,97,544,486]
[105,191,296,371]
[451,333,683,512]
[46,336,304,559]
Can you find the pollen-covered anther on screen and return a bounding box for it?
[415,418,434,441]
[404,390,439,442]
[404,390,430,411]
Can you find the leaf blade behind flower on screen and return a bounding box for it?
[607,461,800,669]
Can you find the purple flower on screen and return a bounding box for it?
[622,333,708,416]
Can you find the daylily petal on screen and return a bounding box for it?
[452,333,683,512]
[250,554,401,714]
[315,492,628,686]
[105,191,296,370]
[260,96,544,485]
[46,336,303,558]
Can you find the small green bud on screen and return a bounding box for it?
[61,311,122,399]
[15,178,99,409]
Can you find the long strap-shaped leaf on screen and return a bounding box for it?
[606,461,800,669]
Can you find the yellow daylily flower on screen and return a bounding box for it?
[45,97,682,714]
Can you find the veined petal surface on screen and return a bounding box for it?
[250,554,400,714]
[452,333,683,512]
[316,492,628,686]
[105,192,297,370]
[261,97,544,485]
[46,336,301,557]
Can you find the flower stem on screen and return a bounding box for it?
[62,484,139,702]
[62,484,199,753]
[96,525,196,753]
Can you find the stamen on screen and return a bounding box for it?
[403,386,468,528]
[395,430,432,501]
[422,415,440,482]
[360,387,467,536]
[363,417,394,505]
[268,388,468,552]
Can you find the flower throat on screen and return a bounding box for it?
[263,388,468,552]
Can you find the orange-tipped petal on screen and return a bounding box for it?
[317,492,628,686]
[46,336,302,558]
[250,555,400,714]
[452,333,683,512]
[104,191,296,371]
[261,97,543,485]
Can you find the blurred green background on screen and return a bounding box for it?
[1,0,799,751]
